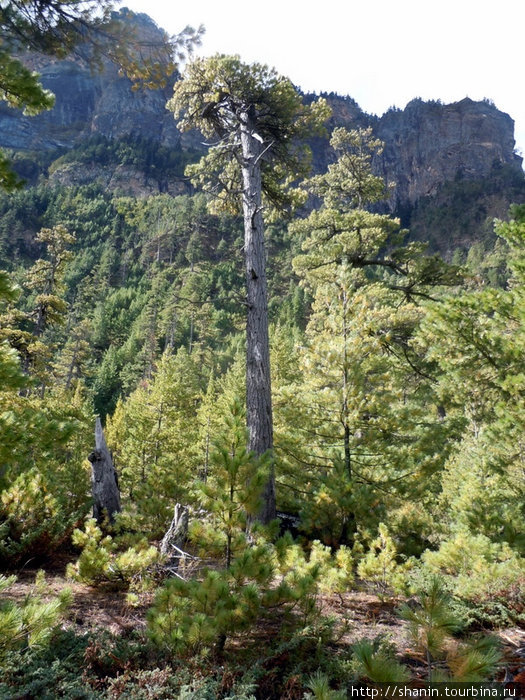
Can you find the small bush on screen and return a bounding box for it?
[66,518,159,590]
[357,523,412,598]
[0,468,86,566]
[275,536,354,596]
[351,637,409,684]
[418,531,525,625]
[0,573,71,662]
[399,576,501,681]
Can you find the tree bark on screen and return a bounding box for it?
[240,110,276,524]
[88,417,121,525]
[342,285,352,480]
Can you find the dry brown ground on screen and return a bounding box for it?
[3,560,525,684]
[5,564,152,636]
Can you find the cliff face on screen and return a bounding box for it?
[0,55,181,152]
[0,13,523,247]
[0,11,188,155]
[374,97,522,210]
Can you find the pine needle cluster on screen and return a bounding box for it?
[0,573,71,661]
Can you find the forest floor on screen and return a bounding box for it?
[8,568,408,640]
[6,559,525,680]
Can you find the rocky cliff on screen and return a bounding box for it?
[0,12,183,152]
[375,97,522,210]
[1,11,523,249]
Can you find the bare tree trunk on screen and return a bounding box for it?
[240,110,276,525]
[342,286,351,481]
[88,417,121,525]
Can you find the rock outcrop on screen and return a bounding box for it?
[0,12,522,234]
[374,97,522,211]
[0,56,180,153]
[0,12,183,153]
[315,94,522,214]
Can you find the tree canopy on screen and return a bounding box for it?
[168,54,330,214]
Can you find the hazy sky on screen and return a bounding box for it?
[123,0,524,158]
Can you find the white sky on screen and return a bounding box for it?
[122,0,524,159]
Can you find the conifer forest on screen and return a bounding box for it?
[0,4,524,698]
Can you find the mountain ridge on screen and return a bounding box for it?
[1,11,523,251]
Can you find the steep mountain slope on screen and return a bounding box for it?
[1,11,523,250]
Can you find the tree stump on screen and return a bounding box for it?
[160,503,190,574]
[88,417,121,524]
[160,503,188,556]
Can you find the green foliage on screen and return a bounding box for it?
[0,45,522,694]
[292,127,460,298]
[0,627,175,699]
[148,400,277,654]
[399,577,459,665]
[276,128,460,546]
[106,349,202,537]
[148,557,271,655]
[357,524,412,598]
[189,398,269,565]
[49,134,201,181]
[0,50,55,189]
[0,573,71,661]
[275,537,353,597]
[304,671,346,700]
[148,533,354,656]
[148,399,354,656]
[0,383,91,565]
[446,636,502,683]
[410,163,525,255]
[351,638,409,683]
[0,224,75,388]
[418,532,525,613]
[67,519,159,590]
[0,272,27,391]
[399,576,501,681]
[410,205,525,627]
[0,469,74,564]
[169,54,330,216]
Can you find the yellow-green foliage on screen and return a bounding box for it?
[351,638,410,684]
[357,523,412,598]
[0,573,71,661]
[446,637,502,683]
[0,471,63,557]
[105,349,201,538]
[304,671,347,700]
[294,463,363,547]
[399,577,501,681]
[0,463,88,564]
[67,519,159,590]
[399,576,460,663]
[421,531,525,600]
[0,383,92,565]
[387,501,438,558]
[148,542,282,654]
[148,535,354,655]
[149,399,355,655]
[275,537,354,596]
[438,436,525,551]
[189,397,270,566]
